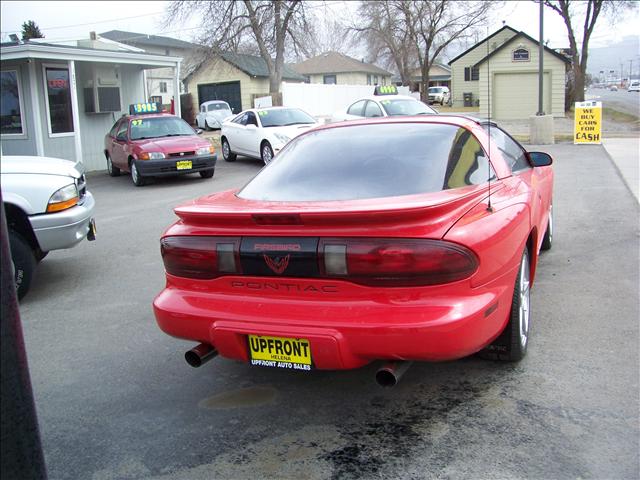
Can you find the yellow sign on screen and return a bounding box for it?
[248,335,312,370]
[574,101,602,144]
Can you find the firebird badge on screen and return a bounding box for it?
[264,254,290,274]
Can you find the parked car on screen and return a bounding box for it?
[609,85,618,91]
[154,116,554,383]
[104,105,216,186]
[628,81,640,92]
[427,86,450,105]
[220,107,318,164]
[195,100,233,130]
[1,155,97,299]
[331,87,437,122]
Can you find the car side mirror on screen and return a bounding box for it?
[528,151,553,167]
[194,128,204,135]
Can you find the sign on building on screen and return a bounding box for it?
[574,101,602,144]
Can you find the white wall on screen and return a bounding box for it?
[282,82,410,117]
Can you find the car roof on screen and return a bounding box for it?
[354,94,423,103]
[124,112,175,121]
[202,100,230,105]
[317,114,486,132]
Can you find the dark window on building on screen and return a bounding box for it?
[45,67,74,134]
[304,75,310,84]
[513,48,530,61]
[160,81,168,93]
[465,66,480,81]
[323,75,337,84]
[1,70,24,135]
[367,74,372,85]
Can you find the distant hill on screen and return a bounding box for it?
[587,36,640,80]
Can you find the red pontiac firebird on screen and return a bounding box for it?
[153,116,554,383]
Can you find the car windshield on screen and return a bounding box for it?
[429,88,444,93]
[379,99,436,116]
[258,108,316,127]
[239,123,494,202]
[207,103,230,112]
[130,116,195,140]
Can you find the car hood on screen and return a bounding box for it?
[206,110,233,122]
[1,155,84,178]
[133,135,209,152]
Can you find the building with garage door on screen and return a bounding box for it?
[184,52,306,116]
[449,25,570,119]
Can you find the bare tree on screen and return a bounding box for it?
[542,0,636,104]
[166,1,314,98]
[352,1,418,86]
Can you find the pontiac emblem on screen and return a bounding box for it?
[264,254,290,274]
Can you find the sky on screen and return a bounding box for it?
[1,1,638,57]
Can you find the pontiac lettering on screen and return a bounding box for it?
[231,281,338,293]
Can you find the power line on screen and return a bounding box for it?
[1,11,165,35]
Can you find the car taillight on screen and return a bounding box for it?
[319,239,478,286]
[161,236,241,279]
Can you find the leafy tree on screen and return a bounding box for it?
[543,0,637,104]
[21,20,44,41]
[166,0,314,99]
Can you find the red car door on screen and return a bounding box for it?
[110,120,130,170]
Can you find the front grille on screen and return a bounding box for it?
[168,151,196,158]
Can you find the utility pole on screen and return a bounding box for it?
[537,0,544,115]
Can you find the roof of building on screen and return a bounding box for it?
[448,25,519,65]
[100,30,200,50]
[293,51,392,76]
[186,52,306,81]
[473,30,571,67]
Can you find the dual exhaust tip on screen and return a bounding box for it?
[185,342,412,387]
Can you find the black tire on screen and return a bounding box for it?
[205,120,212,131]
[35,249,48,262]
[130,160,146,187]
[261,141,274,165]
[541,204,553,251]
[199,169,214,179]
[480,248,531,362]
[106,153,120,177]
[9,230,36,300]
[221,137,236,162]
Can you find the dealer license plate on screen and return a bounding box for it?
[176,160,192,170]
[248,335,312,371]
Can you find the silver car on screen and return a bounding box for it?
[1,155,96,299]
[195,100,233,130]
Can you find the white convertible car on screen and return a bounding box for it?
[220,107,318,164]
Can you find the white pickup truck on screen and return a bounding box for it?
[1,156,96,299]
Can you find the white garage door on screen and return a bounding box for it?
[493,72,550,120]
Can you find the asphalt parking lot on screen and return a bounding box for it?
[17,145,639,480]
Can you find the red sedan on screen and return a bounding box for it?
[153,116,553,384]
[104,111,216,186]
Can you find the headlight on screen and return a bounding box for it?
[196,145,215,156]
[139,152,165,160]
[273,133,291,144]
[47,183,78,213]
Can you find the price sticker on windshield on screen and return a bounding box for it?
[258,110,269,116]
[131,119,143,126]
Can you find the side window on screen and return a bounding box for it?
[108,120,120,137]
[347,100,366,116]
[116,121,128,140]
[485,126,530,173]
[233,113,247,125]
[207,104,216,112]
[201,105,206,113]
[245,112,258,126]
[364,101,383,118]
[443,128,495,189]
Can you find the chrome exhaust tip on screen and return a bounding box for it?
[185,343,218,368]
[375,361,413,387]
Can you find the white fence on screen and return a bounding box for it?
[282,82,410,118]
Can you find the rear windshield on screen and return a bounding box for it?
[238,123,494,202]
[207,103,230,111]
[380,99,435,116]
[258,108,316,127]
